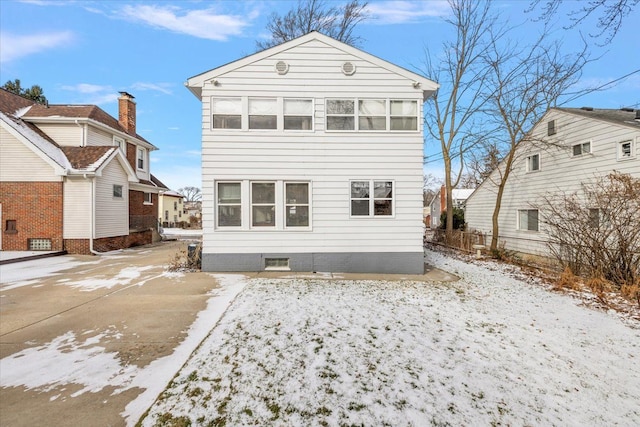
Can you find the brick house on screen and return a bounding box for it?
[0,89,167,254]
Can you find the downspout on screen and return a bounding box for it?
[87,174,100,255]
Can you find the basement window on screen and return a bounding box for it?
[28,238,52,251]
[265,258,290,271]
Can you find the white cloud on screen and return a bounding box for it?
[0,31,74,64]
[168,127,180,130]
[120,4,250,41]
[366,0,450,25]
[61,83,112,94]
[130,82,172,95]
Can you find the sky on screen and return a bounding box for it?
[1,0,639,191]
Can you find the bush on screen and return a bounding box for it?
[439,207,466,230]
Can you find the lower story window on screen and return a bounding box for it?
[518,209,539,231]
[285,183,309,227]
[5,219,17,233]
[251,182,276,227]
[217,182,242,227]
[350,180,393,217]
[144,192,153,204]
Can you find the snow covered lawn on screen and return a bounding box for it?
[141,251,640,426]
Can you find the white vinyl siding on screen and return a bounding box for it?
[0,128,59,181]
[63,179,91,239]
[199,37,427,255]
[95,160,129,238]
[33,123,82,147]
[465,109,640,257]
[87,126,114,146]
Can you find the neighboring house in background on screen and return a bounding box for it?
[429,186,475,229]
[159,190,184,228]
[465,107,640,258]
[184,200,202,226]
[186,31,438,273]
[0,89,164,253]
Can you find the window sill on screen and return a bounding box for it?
[143,202,153,206]
[4,230,17,234]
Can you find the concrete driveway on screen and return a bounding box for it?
[0,241,228,427]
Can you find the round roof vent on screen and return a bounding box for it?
[275,61,289,75]
[341,62,356,76]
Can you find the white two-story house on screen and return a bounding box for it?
[465,107,640,258]
[186,32,438,273]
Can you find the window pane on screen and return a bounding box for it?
[252,183,275,203]
[284,116,312,130]
[359,99,386,115]
[390,100,417,115]
[218,183,241,203]
[374,200,392,216]
[284,99,312,115]
[583,142,590,153]
[286,183,308,204]
[286,205,309,227]
[213,115,241,129]
[218,206,241,226]
[621,141,631,157]
[573,145,582,156]
[249,98,276,114]
[249,116,276,129]
[351,181,369,198]
[359,117,386,130]
[212,98,241,114]
[391,117,417,130]
[253,206,275,226]
[528,210,539,231]
[327,100,354,114]
[351,200,370,216]
[374,181,393,198]
[532,155,539,170]
[327,116,354,130]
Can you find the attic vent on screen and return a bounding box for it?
[275,61,289,75]
[341,62,356,76]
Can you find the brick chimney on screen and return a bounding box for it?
[118,92,136,134]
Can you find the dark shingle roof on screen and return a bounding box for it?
[0,88,37,115]
[150,174,169,189]
[61,146,114,169]
[556,107,640,129]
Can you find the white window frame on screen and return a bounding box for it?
[358,99,387,131]
[251,182,277,228]
[212,97,242,130]
[143,192,153,205]
[518,209,539,232]
[113,136,125,153]
[215,180,312,230]
[248,98,277,130]
[137,147,146,170]
[326,98,419,132]
[349,180,395,218]
[572,141,591,156]
[526,153,540,172]
[216,181,242,228]
[617,139,635,160]
[283,98,314,131]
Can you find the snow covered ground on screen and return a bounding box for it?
[141,251,640,426]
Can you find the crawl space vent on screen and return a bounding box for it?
[275,61,289,75]
[341,62,356,75]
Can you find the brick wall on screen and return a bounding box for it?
[0,182,64,251]
[93,230,151,253]
[129,190,156,216]
[126,142,136,171]
[64,239,91,254]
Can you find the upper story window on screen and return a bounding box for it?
[572,141,591,156]
[137,147,146,170]
[327,98,418,132]
[617,139,635,160]
[284,99,313,130]
[212,98,241,129]
[390,100,418,130]
[526,153,540,172]
[173,201,177,210]
[547,120,556,136]
[350,180,394,217]
[359,99,386,130]
[326,99,355,130]
[113,136,125,153]
[113,184,123,198]
[249,98,277,130]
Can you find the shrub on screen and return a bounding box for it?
[439,207,466,230]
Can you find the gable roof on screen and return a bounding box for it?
[150,174,170,189]
[554,107,640,130]
[186,31,439,100]
[61,146,115,170]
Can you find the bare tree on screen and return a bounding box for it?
[481,28,589,252]
[536,172,640,294]
[528,0,639,44]
[256,0,368,50]
[424,0,498,239]
[178,186,202,202]
[423,173,442,205]
[462,142,502,188]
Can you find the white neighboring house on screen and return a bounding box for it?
[186,31,439,273]
[465,107,640,257]
[429,186,475,229]
[159,190,184,227]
